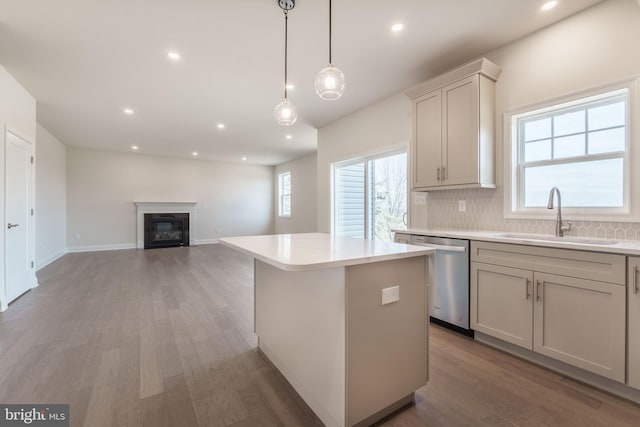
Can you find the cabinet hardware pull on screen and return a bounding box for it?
[442,167,446,181]
[7,223,19,229]
[437,167,441,181]
[526,278,532,299]
[536,280,542,301]
[634,266,638,295]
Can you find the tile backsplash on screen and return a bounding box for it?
[424,187,640,241]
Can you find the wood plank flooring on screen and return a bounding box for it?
[1,244,639,426]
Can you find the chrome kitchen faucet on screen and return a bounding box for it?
[547,187,573,237]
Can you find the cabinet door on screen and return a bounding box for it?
[442,75,480,186]
[413,90,441,188]
[533,272,625,382]
[471,262,533,349]
[629,258,640,389]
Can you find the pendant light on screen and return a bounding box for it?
[314,0,345,100]
[274,0,298,126]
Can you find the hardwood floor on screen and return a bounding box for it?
[1,244,639,427]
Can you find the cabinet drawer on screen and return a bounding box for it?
[471,241,625,285]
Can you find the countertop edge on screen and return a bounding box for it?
[393,228,640,256]
[220,238,434,272]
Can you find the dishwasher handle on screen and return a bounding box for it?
[410,242,466,253]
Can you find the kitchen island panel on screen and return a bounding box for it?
[255,260,347,427]
[346,256,428,426]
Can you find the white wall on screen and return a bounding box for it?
[66,148,274,250]
[317,0,640,237]
[0,65,37,311]
[275,153,318,234]
[36,124,67,269]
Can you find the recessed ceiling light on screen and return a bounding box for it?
[192,151,199,157]
[242,156,247,161]
[123,108,134,115]
[167,51,181,61]
[391,23,404,32]
[131,145,139,150]
[286,83,295,90]
[217,123,225,129]
[541,1,558,11]
[286,135,292,140]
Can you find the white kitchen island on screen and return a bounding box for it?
[220,233,434,427]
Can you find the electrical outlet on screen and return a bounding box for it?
[381,285,400,305]
[74,233,81,240]
[414,193,427,206]
[458,200,466,212]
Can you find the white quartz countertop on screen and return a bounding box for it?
[394,228,640,256]
[220,233,434,271]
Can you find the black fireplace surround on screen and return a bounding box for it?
[144,213,190,249]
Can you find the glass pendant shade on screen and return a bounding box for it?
[274,97,298,126]
[315,64,345,100]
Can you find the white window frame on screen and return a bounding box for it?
[330,143,409,238]
[504,78,640,221]
[278,171,291,218]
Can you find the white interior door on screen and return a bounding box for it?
[5,130,33,302]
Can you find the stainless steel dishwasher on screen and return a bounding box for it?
[410,235,471,334]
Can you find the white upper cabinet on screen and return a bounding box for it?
[413,90,441,188]
[406,58,501,191]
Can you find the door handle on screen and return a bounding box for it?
[536,280,542,301]
[7,223,19,229]
[634,266,638,295]
[526,278,532,299]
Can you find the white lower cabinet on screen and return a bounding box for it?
[471,241,626,383]
[533,272,625,382]
[629,257,640,390]
[471,263,533,349]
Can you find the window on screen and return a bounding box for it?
[333,150,407,241]
[278,171,291,217]
[506,83,636,219]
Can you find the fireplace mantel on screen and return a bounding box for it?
[135,202,197,249]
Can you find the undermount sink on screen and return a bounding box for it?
[493,233,618,246]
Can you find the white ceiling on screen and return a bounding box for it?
[0,0,604,165]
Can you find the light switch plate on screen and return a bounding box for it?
[458,200,466,212]
[414,193,427,206]
[381,285,400,305]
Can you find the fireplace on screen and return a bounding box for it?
[144,213,190,249]
[135,202,197,249]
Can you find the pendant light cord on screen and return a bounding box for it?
[329,0,332,64]
[284,10,289,99]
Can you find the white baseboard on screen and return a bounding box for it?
[36,250,67,270]
[67,240,217,253]
[67,243,137,253]
[195,239,220,245]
